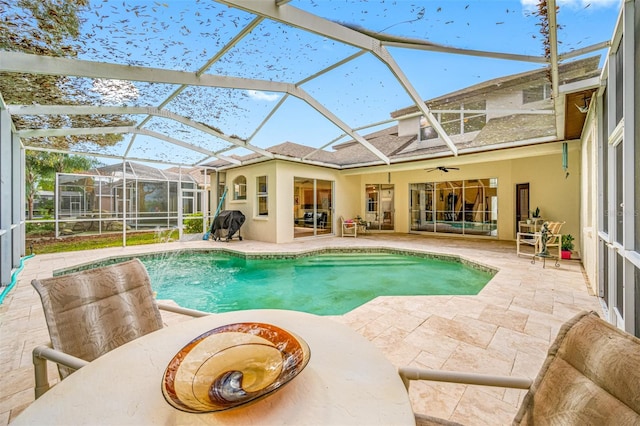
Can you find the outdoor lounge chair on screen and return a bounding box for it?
[30,258,209,398]
[340,216,357,237]
[516,221,564,259]
[399,311,640,425]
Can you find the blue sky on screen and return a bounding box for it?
[60,0,623,165]
[238,0,621,153]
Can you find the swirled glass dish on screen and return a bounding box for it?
[161,322,311,413]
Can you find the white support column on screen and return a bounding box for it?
[546,0,562,140]
[121,161,127,247]
[13,131,24,262]
[178,167,184,241]
[621,0,636,335]
[605,35,616,324]
[0,105,12,285]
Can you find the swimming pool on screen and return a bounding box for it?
[141,250,494,315]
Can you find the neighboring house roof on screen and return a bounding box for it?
[206,56,600,170]
[164,166,207,186]
[87,161,198,183]
[35,190,54,198]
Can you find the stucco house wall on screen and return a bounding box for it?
[207,58,592,248]
[509,143,581,240]
[341,140,580,243]
[274,161,359,243]
[222,160,360,244]
[234,143,581,246]
[224,161,278,243]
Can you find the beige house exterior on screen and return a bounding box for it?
[205,1,640,339]
[219,142,580,244]
[0,0,636,343]
[209,59,590,250]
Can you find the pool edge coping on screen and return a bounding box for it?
[54,246,499,278]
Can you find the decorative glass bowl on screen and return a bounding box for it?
[162,322,311,413]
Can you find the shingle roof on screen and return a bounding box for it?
[90,161,197,182]
[209,56,600,170]
[164,166,206,185]
[390,56,601,117]
[329,126,417,165]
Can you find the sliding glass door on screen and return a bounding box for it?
[364,184,394,231]
[293,177,333,238]
[409,178,497,236]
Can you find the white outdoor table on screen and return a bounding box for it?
[12,309,414,425]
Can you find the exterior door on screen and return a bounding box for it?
[515,183,529,234]
[293,177,333,238]
[365,184,394,231]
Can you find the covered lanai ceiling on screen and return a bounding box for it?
[0,0,618,170]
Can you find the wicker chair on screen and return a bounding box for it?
[31,258,209,398]
[400,311,640,425]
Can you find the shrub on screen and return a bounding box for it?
[26,215,55,235]
[561,234,574,251]
[183,213,204,234]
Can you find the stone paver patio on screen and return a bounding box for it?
[0,234,601,425]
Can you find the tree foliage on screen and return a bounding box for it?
[25,152,100,220]
[0,0,132,150]
[0,0,88,56]
[2,0,132,219]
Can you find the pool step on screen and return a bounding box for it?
[299,255,420,267]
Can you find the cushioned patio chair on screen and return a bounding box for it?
[340,216,357,237]
[31,258,209,398]
[399,311,640,425]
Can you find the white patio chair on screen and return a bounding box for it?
[340,216,357,237]
[517,221,564,259]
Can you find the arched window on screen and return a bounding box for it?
[233,176,247,200]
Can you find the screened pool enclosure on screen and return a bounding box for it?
[48,162,203,238]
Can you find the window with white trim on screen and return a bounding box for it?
[256,175,268,216]
[420,100,486,140]
[522,83,552,104]
[232,175,246,200]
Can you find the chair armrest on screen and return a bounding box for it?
[516,232,537,239]
[157,303,210,318]
[398,367,532,391]
[33,345,90,399]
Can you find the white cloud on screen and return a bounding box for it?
[92,79,139,103]
[521,0,621,9]
[246,90,280,102]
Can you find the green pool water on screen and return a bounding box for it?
[142,251,493,316]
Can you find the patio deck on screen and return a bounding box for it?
[0,234,601,425]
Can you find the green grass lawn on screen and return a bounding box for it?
[28,230,181,254]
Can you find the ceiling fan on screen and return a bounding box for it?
[425,166,460,173]
[575,94,591,114]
